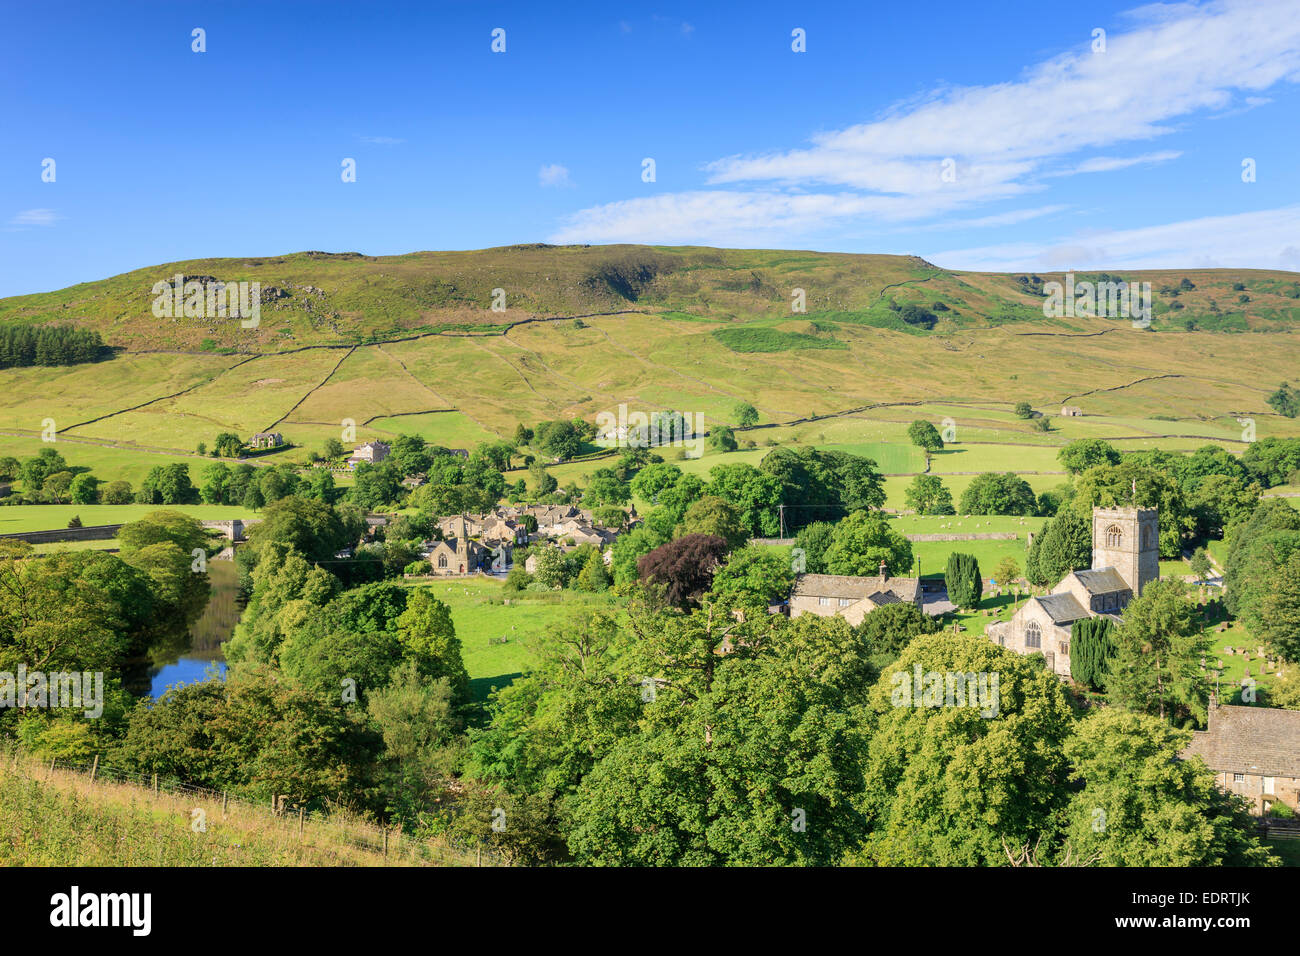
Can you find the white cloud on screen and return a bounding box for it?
[538,164,574,188]
[553,0,1300,245]
[1048,151,1182,176]
[550,190,1016,245]
[707,0,1299,187]
[360,135,405,145]
[928,204,1300,272]
[9,208,61,227]
[910,205,1071,232]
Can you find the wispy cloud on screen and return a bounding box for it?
[8,208,61,227]
[930,204,1300,272]
[551,0,1300,246]
[1047,151,1183,177]
[538,164,574,189]
[910,205,1071,232]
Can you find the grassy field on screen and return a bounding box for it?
[0,434,227,486]
[908,537,1033,582]
[0,503,255,534]
[404,578,612,701]
[31,538,121,554]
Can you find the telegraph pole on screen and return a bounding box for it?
[778,504,786,538]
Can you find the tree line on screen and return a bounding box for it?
[0,324,105,369]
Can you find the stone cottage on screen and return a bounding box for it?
[1185,699,1300,815]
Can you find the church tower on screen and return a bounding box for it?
[1091,505,1159,595]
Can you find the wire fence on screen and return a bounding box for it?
[3,742,504,867]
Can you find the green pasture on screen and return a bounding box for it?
[0,503,254,534]
[404,578,612,701]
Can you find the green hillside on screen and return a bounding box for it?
[2,245,1299,486]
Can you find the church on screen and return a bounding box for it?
[986,505,1159,678]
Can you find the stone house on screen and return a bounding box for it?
[250,432,284,449]
[1060,405,1083,417]
[987,506,1157,679]
[347,441,391,468]
[1184,700,1300,815]
[788,571,923,627]
[437,512,527,545]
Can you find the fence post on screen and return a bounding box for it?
[476,845,482,868]
[89,754,99,784]
[222,791,228,817]
[298,807,304,839]
[47,757,55,781]
[152,773,158,793]
[383,828,389,858]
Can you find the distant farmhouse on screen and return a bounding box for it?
[250,431,284,449]
[347,441,391,468]
[789,565,923,627]
[1060,405,1083,417]
[987,506,1158,678]
[1185,700,1300,815]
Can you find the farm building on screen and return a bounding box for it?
[347,441,391,467]
[250,431,285,449]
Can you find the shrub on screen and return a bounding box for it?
[944,552,982,609]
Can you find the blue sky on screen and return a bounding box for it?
[2,0,1298,297]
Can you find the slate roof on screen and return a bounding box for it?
[1072,567,1130,594]
[1035,592,1090,625]
[791,573,921,604]
[1185,704,1300,778]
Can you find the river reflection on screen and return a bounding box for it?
[147,558,238,697]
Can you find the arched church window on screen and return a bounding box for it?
[438,554,447,568]
[1105,525,1122,548]
[1142,525,1154,550]
[1025,621,1042,649]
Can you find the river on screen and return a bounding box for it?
[147,557,237,697]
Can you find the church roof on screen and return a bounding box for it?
[1071,568,1130,594]
[1035,592,1090,625]
[1185,704,1300,778]
[792,573,921,604]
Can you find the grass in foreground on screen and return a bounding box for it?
[0,754,477,866]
